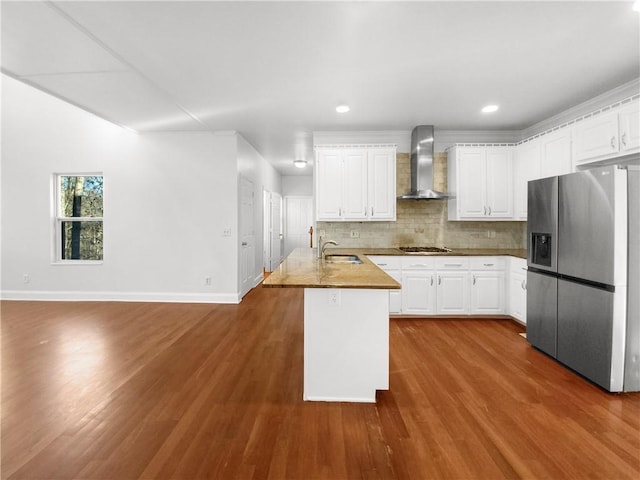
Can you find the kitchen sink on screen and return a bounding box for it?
[324,254,363,264]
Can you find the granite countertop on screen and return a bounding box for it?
[262,248,401,289]
[262,247,527,289]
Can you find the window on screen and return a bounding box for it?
[55,174,104,262]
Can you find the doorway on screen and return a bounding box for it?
[283,196,313,257]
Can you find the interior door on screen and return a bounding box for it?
[269,192,283,271]
[239,176,255,298]
[284,196,312,257]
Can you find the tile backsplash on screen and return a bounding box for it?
[317,152,526,249]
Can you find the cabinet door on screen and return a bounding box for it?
[509,272,526,323]
[436,272,469,314]
[387,270,402,314]
[619,102,640,154]
[485,147,513,218]
[513,140,541,220]
[572,112,619,164]
[342,150,368,220]
[316,150,343,220]
[401,271,436,315]
[368,149,396,220]
[456,148,486,218]
[540,129,572,178]
[470,271,505,314]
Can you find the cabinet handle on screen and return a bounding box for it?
[364,207,368,216]
[411,264,429,268]
[438,276,442,285]
[371,206,374,216]
[488,206,492,216]
[339,207,342,217]
[611,136,616,149]
[430,276,434,286]
[378,263,388,266]
[472,275,476,285]
[483,263,494,267]
[521,279,526,290]
[483,206,487,215]
[241,242,248,246]
[622,133,628,148]
[444,263,462,267]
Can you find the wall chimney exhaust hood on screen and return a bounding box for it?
[398,125,451,200]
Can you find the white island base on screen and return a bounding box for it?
[303,288,389,403]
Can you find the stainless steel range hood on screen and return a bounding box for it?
[398,125,451,200]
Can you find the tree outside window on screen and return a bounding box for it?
[56,175,103,261]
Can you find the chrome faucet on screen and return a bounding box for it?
[319,238,339,259]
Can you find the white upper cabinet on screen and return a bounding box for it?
[572,111,620,164]
[513,139,541,220]
[367,149,396,220]
[448,146,513,221]
[315,146,396,222]
[618,101,640,154]
[571,101,640,165]
[540,128,572,178]
[341,150,368,220]
[315,149,343,220]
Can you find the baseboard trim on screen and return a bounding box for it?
[0,290,241,304]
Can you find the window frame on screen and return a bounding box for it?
[53,173,104,265]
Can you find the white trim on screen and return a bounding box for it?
[314,143,397,149]
[522,78,640,139]
[0,290,241,304]
[302,395,376,403]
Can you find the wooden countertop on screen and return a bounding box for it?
[262,248,401,289]
[262,247,527,289]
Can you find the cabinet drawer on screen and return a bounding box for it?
[401,257,435,270]
[470,257,505,270]
[435,257,469,270]
[368,255,402,270]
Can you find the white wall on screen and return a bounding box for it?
[282,175,313,196]
[237,134,281,290]
[1,75,239,302]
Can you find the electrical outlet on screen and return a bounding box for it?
[350,230,360,238]
[23,274,30,284]
[223,228,232,237]
[204,276,212,286]
[328,290,340,306]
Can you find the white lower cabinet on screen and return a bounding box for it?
[368,256,404,315]
[435,257,470,314]
[369,255,516,319]
[508,257,528,324]
[387,270,402,314]
[400,257,436,315]
[436,272,469,314]
[470,257,506,314]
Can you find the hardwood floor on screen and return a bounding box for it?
[2,287,639,479]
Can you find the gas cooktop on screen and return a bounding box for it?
[398,246,453,254]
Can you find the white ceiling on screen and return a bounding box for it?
[2,1,639,175]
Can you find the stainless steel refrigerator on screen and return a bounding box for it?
[527,164,639,392]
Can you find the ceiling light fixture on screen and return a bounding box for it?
[294,159,307,168]
[633,1,640,12]
[482,105,499,113]
[336,105,350,113]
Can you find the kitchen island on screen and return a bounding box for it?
[263,248,400,403]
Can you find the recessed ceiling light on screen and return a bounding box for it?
[294,159,307,168]
[336,105,350,113]
[633,1,640,12]
[482,105,499,113]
